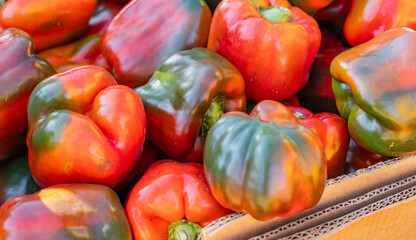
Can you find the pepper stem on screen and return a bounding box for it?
[0,0,4,8]
[294,111,306,119]
[259,6,292,23]
[200,96,225,137]
[168,219,202,240]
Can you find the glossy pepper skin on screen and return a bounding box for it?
[135,48,246,162]
[38,34,110,73]
[331,28,416,157]
[82,1,122,37]
[0,156,41,205]
[102,0,212,88]
[287,105,349,178]
[0,0,98,51]
[344,139,390,174]
[0,184,132,239]
[0,29,56,162]
[289,0,333,15]
[344,0,416,46]
[208,0,321,102]
[126,160,232,240]
[204,100,326,220]
[27,65,146,188]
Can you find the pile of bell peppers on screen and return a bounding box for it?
[0,0,414,239]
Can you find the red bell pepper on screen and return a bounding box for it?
[207,0,321,102]
[102,0,212,88]
[0,0,98,51]
[27,65,146,188]
[298,46,348,113]
[0,28,56,162]
[287,105,349,178]
[344,0,416,46]
[289,0,333,15]
[126,160,232,240]
[83,1,122,37]
[38,35,110,73]
[315,0,352,28]
[0,184,132,239]
[344,139,390,174]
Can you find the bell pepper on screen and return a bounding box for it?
[135,48,246,162]
[38,34,110,73]
[287,105,349,178]
[27,65,146,188]
[314,0,352,28]
[289,0,333,15]
[0,184,132,239]
[0,0,98,51]
[344,139,390,174]
[331,28,416,156]
[0,156,41,205]
[344,0,416,46]
[126,160,232,240]
[0,28,56,162]
[83,1,122,37]
[298,46,348,113]
[102,0,212,88]
[207,0,321,102]
[204,100,326,220]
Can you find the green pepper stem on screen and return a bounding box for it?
[294,111,306,119]
[168,219,202,240]
[0,0,5,8]
[200,96,225,137]
[259,6,292,23]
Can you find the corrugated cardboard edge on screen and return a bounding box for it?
[253,177,416,239]
[199,154,416,240]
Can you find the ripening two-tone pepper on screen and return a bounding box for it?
[0,184,132,239]
[0,28,56,162]
[27,65,146,189]
[208,0,321,102]
[135,48,246,162]
[331,28,416,157]
[204,100,326,220]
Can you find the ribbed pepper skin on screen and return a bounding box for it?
[331,28,416,156]
[204,101,326,221]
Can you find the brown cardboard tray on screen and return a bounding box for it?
[199,154,416,240]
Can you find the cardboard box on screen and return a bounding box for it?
[199,154,416,240]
